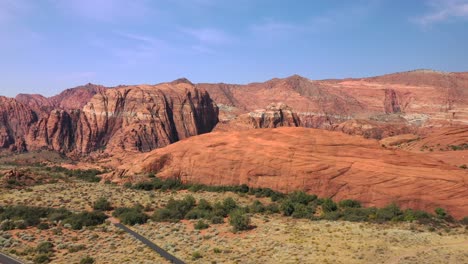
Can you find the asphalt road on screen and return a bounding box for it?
[0,252,23,264]
[113,223,186,264]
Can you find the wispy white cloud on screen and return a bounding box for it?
[179,27,233,45]
[89,31,170,66]
[413,0,468,26]
[51,0,153,23]
[249,2,376,39]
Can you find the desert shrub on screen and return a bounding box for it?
[48,208,72,222]
[64,211,107,230]
[280,199,296,216]
[132,181,155,191]
[338,199,361,209]
[37,222,50,230]
[123,182,132,188]
[80,256,95,264]
[229,209,251,232]
[375,203,402,222]
[194,220,209,230]
[288,191,317,205]
[93,197,112,211]
[0,205,51,227]
[68,244,86,253]
[185,208,211,220]
[36,242,54,254]
[222,197,238,213]
[291,203,315,219]
[197,199,213,211]
[321,198,338,213]
[112,207,148,225]
[152,195,196,222]
[322,211,343,220]
[34,254,51,264]
[211,216,224,224]
[192,251,203,260]
[249,200,266,214]
[435,207,447,219]
[265,203,280,214]
[341,207,375,222]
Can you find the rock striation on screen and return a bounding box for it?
[1,81,218,155]
[130,127,468,218]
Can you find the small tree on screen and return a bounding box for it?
[435,207,447,219]
[321,198,338,213]
[93,197,112,211]
[229,209,251,232]
[80,256,95,264]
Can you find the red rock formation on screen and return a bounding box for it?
[2,81,219,155]
[199,70,468,137]
[215,103,301,131]
[128,127,468,218]
[0,96,37,151]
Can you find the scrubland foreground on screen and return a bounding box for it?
[0,158,467,264]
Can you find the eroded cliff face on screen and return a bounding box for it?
[0,97,37,151]
[1,81,219,155]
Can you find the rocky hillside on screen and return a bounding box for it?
[123,127,468,218]
[198,70,468,136]
[0,81,218,155]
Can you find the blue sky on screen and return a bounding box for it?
[1,0,468,97]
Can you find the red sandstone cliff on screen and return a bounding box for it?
[2,81,218,155]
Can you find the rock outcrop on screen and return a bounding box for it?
[2,81,219,155]
[126,127,468,218]
[214,103,301,131]
[198,70,468,137]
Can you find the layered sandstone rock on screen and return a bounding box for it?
[127,127,468,218]
[2,81,219,155]
[0,96,37,151]
[214,103,301,131]
[198,70,468,137]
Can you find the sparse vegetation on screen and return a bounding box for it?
[112,205,148,225]
[92,197,112,211]
[80,256,95,264]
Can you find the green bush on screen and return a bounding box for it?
[375,203,402,222]
[435,207,447,219]
[36,242,54,254]
[37,222,50,230]
[341,207,375,222]
[265,203,280,214]
[321,198,338,213]
[152,195,196,222]
[222,197,238,213]
[249,200,266,214]
[80,256,95,264]
[64,211,107,230]
[34,254,51,264]
[211,216,224,224]
[280,199,295,216]
[322,211,343,220]
[93,197,112,211]
[288,191,317,205]
[194,220,209,230]
[338,199,361,209]
[229,209,251,232]
[112,207,148,225]
[291,203,315,219]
